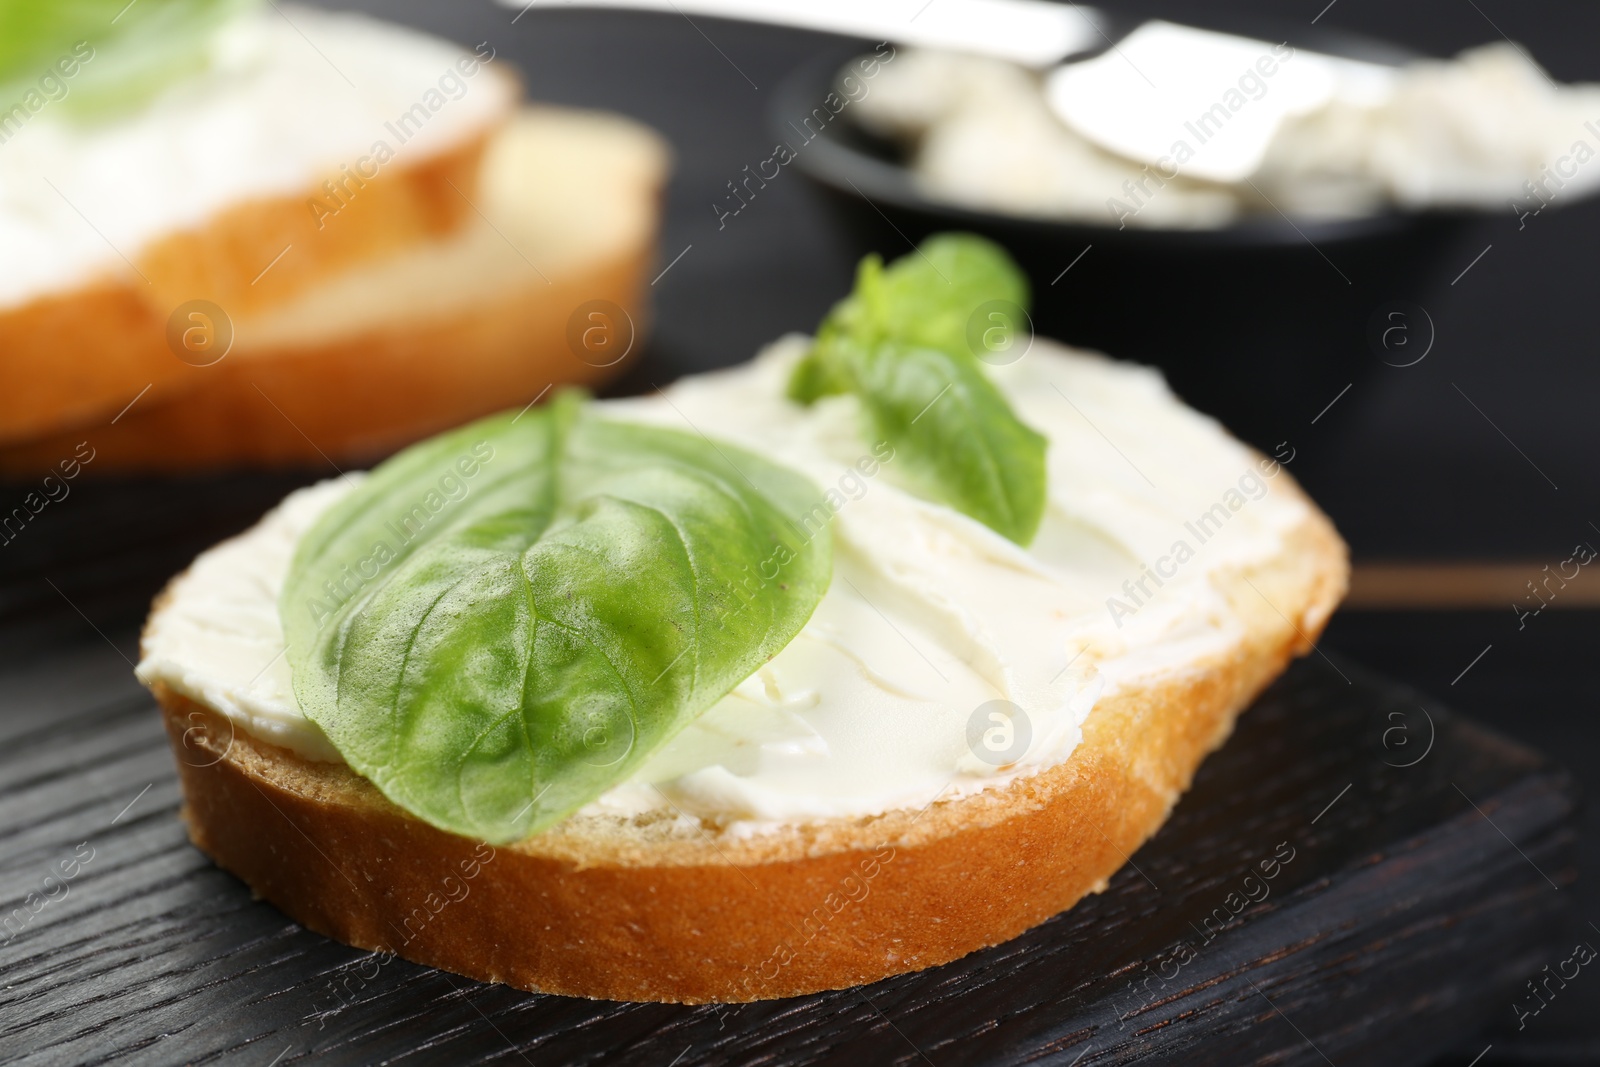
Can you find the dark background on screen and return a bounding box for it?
[3,0,1599,1061]
[315,0,1600,563]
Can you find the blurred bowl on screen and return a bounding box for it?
[772,18,1480,449]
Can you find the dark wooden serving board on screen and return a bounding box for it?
[0,638,1577,1066]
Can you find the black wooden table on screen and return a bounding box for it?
[0,628,1578,1064]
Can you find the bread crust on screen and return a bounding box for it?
[0,240,653,473]
[0,113,502,448]
[0,282,172,450]
[150,487,1346,1003]
[0,106,667,472]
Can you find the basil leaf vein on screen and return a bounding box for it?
[282,394,830,843]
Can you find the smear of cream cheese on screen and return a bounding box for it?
[0,5,513,310]
[859,42,1600,226]
[136,338,1311,831]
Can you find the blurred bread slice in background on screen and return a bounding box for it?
[0,107,669,474]
[0,5,520,448]
[0,132,496,448]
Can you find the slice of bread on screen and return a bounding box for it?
[0,8,520,448]
[0,107,668,473]
[145,477,1344,1003]
[0,133,494,449]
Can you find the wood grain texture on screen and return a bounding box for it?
[0,646,1576,1066]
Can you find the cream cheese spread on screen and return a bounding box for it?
[0,5,514,310]
[136,338,1312,830]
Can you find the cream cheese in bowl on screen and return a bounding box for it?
[854,31,1600,228]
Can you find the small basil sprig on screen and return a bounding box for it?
[788,233,1047,545]
[282,393,830,844]
[0,0,258,122]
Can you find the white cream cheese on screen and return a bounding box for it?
[137,338,1312,831]
[0,6,514,310]
[1045,22,1397,185]
[857,42,1600,226]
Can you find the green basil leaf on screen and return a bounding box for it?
[788,233,1047,545]
[859,232,1030,355]
[281,393,831,844]
[788,255,887,404]
[788,233,1030,403]
[848,339,1047,545]
[0,0,258,123]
